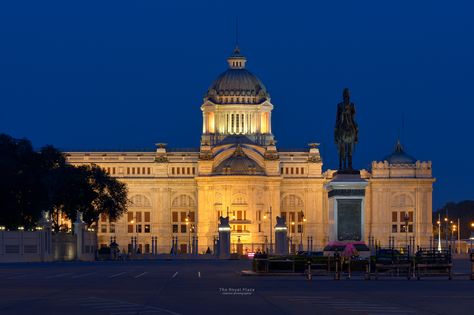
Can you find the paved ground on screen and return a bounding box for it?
[0,258,473,315]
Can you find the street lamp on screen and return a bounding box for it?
[437,213,442,251]
[290,221,295,253]
[470,222,474,253]
[185,213,190,254]
[403,212,409,250]
[263,206,273,254]
[299,211,306,252]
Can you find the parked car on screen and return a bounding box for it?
[323,241,371,258]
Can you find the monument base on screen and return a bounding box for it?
[325,171,368,243]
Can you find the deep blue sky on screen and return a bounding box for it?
[1,1,473,209]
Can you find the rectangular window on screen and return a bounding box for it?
[258,223,261,232]
[128,225,133,233]
[101,225,107,233]
[112,167,116,174]
[297,225,303,233]
[296,168,299,174]
[172,224,178,233]
[301,167,304,174]
[409,211,414,222]
[237,225,242,232]
[392,212,397,222]
[291,168,294,174]
[189,211,195,222]
[137,167,141,174]
[109,224,115,233]
[281,167,283,174]
[144,224,150,233]
[285,168,289,174]
[291,225,295,234]
[177,168,180,174]
[145,244,150,254]
[101,214,107,222]
[127,167,130,175]
[187,167,190,175]
[400,224,407,233]
[181,225,187,233]
[408,224,413,233]
[289,212,295,223]
[392,224,398,233]
[297,212,303,222]
[172,212,178,222]
[237,211,242,220]
[127,212,133,223]
[136,212,142,222]
[136,225,142,233]
[144,212,150,222]
[147,167,151,175]
[143,167,146,174]
[257,211,261,221]
[192,167,195,175]
[181,212,187,222]
[182,167,185,174]
[172,168,175,175]
[132,167,135,175]
[281,212,287,220]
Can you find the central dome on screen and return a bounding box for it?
[205,47,269,104]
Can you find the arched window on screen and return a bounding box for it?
[130,194,151,208]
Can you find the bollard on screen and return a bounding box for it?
[306,260,312,280]
[334,252,341,280]
[347,257,351,280]
[364,261,370,280]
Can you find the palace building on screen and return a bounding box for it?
[67,47,435,254]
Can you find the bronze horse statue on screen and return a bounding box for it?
[335,88,359,171]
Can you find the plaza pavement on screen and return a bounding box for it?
[0,258,473,315]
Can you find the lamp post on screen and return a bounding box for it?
[403,212,409,250]
[130,216,138,254]
[437,213,442,251]
[300,211,306,252]
[470,222,474,253]
[263,206,273,254]
[290,221,295,253]
[185,212,190,254]
[444,216,449,249]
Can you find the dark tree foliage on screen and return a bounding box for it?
[0,134,48,229]
[0,133,128,230]
[434,200,474,239]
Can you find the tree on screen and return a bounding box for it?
[0,134,47,229]
[0,133,129,231]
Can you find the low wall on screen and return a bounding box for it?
[0,229,97,263]
[0,230,53,263]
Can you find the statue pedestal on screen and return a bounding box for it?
[326,172,368,243]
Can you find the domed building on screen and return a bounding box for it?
[66,47,435,255]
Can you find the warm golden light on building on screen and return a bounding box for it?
[66,47,435,254]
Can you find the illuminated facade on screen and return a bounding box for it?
[67,48,435,254]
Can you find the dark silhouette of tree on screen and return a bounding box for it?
[0,133,128,231]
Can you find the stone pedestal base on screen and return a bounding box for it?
[326,173,368,243]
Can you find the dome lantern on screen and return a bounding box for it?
[227,46,247,69]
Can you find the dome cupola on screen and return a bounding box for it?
[383,140,417,165]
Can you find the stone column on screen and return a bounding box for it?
[73,211,87,261]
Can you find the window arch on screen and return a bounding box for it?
[172,194,196,208]
[130,194,151,208]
